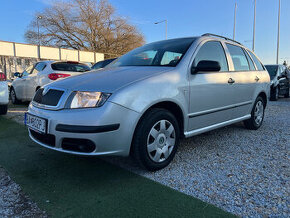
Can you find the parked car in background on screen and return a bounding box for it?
[10,61,90,104]
[265,64,289,101]
[91,58,117,70]
[26,34,269,171]
[0,71,9,115]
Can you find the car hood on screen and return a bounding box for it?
[46,66,171,93]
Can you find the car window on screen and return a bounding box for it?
[265,65,278,78]
[244,49,256,71]
[51,62,90,72]
[22,65,34,77]
[193,41,228,71]
[31,62,46,74]
[247,50,264,71]
[226,44,249,71]
[161,51,182,65]
[92,61,104,70]
[109,38,196,67]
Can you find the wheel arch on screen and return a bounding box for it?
[257,91,267,107]
[130,100,185,156]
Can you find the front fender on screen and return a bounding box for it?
[108,70,189,130]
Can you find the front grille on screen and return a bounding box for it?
[33,88,64,106]
[30,129,56,147]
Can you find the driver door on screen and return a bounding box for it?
[188,41,237,132]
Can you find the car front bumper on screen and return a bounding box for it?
[27,101,140,156]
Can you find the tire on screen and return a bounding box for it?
[284,88,289,98]
[132,108,180,171]
[270,87,279,101]
[10,88,20,104]
[0,105,8,115]
[244,96,265,130]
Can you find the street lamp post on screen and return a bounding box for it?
[276,0,281,64]
[154,20,167,40]
[252,0,256,52]
[37,15,42,46]
[233,2,237,40]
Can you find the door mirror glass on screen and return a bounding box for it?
[191,60,221,74]
[13,72,21,78]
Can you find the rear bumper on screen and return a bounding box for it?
[27,101,140,156]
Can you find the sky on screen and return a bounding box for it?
[0,0,289,64]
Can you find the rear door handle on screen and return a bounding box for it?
[255,76,260,82]
[228,78,235,84]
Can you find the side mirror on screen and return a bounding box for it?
[14,72,21,78]
[191,60,221,74]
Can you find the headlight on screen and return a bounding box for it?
[69,91,111,109]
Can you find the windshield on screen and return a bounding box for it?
[51,62,90,72]
[108,38,196,68]
[265,65,278,78]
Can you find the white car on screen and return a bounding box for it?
[10,61,91,104]
[0,71,9,115]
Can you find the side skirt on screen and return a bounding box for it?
[184,115,251,138]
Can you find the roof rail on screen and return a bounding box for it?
[202,33,242,45]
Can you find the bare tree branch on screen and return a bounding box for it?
[25,0,145,55]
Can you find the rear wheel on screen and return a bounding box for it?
[0,105,8,115]
[284,87,289,98]
[270,87,279,101]
[10,88,20,104]
[244,96,265,130]
[132,108,180,171]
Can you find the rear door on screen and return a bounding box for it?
[188,40,238,131]
[224,43,255,118]
[24,62,46,100]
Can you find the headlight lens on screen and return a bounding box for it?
[70,91,111,109]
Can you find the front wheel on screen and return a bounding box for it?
[244,96,265,130]
[132,108,180,171]
[10,88,20,104]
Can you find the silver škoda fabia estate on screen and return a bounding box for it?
[26,34,270,171]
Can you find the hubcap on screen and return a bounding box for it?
[147,120,176,163]
[254,101,264,125]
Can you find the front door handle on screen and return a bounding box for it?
[255,76,260,82]
[228,78,235,84]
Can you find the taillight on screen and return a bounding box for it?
[0,73,6,81]
[48,73,71,80]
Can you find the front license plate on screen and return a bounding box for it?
[25,113,47,134]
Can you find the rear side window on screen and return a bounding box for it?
[31,62,46,74]
[193,41,228,71]
[244,50,256,71]
[226,44,249,71]
[248,51,264,71]
[51,62,90,72]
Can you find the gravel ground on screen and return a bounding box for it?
[0,167,47,218]
[106,98,290,217]
[1,99,289,217]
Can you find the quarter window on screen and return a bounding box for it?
[248,50,264,71]
[226,44,249,71]
[244,49,256,71]
[193,41,228,71]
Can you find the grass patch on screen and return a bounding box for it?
[0,117,235,217]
